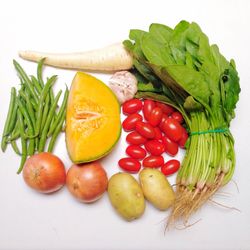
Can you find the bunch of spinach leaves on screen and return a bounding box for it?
[124,21,240,200]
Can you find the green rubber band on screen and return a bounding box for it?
[190,128,229,136]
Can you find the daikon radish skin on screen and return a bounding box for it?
[19,43,133,72]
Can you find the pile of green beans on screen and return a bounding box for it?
[1,59,69,174]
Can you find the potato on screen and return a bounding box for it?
[139,168,175,211]
[108,173,145,221]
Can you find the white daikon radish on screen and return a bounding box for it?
[19,43,133,72]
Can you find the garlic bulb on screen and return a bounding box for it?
[109,71,138,104]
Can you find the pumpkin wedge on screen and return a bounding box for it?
[66,72,121,163]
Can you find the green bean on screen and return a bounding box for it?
[19,90,36,129]
[46,76,55,104]
[50,87,55,103]
[16,98,33,132]
[19,90,36,128]
[41,95,50,130]
[1,87,16,152]
[7,118,20,141]
[16,98,35,155]
[47,87,69,137]
[20,78,25,90]
[48,109,66,153]
[13,60,39,103]
[31,75,42,94]
[49,82,57,128]
[18,90,26,101]
[35,136,39,152]
[6,99,18,136]
[30,99,38,111]
[37,58,45,87]
[35,75,57,136]
[11,140,21,156]
[38,90,62,152]
[7,128,38,141]
[7,131,20,141]
[16,110,27,174]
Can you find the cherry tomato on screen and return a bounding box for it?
[162,136,178,156]
[145,140,165,156]
[143,155,164,168]
[154,127,162,140]
[126,131,147,145]
[126,145,147,159]
[159,114,169,130]
[156,102,174,115]
[162,117,183,142]
[118,158,141,173]
[171,111,184,123]
[148,107,163,127]
[122,99,142,115]
[161,159,180,176]
[122,113,143,131]
[135,121,155,139]
[178,127,189,148]
[143,100,155,121]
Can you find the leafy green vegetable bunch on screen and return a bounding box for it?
[124,21,240,224]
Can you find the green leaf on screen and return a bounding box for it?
[149,23,172,44]
[137,82,162,93]
[133,59,160,83]
[164,65,210,106]
[135,91,178,110]
[129,29,146,41]
[184,96,203,112]
[123,40,134,51]
[222,64,240,122]
[141,33,175,66]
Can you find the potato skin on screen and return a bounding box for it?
[108,173,145,221]
[139,168,175,211]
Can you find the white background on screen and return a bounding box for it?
[0,0,250,249]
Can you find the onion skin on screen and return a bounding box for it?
[66,162,108,203]
[22,152,66,193]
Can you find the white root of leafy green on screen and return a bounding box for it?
[19,43,133,72]
[109,71,138,104]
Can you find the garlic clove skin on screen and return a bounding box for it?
[109,71,138,104]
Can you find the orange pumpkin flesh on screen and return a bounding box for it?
[66,72,121,163]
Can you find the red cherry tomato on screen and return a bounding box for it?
[122,99,142,115]
[148,107,163,127]
[143,155,164,168]
[122,113,143,131]
[135,121,155,139]
[156,102,174,115]
[126,145,147,159]
[162,117,183,142]
[161,159,180,176]
[154,127,162,140]
[143,100,155,121]
[162,136,178,156]
[178,127,189,148]
[118,158,141,173]
[145,140,165,156]
[171,111,184,123]
[126,131,147,145]
[159,114,169,130]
